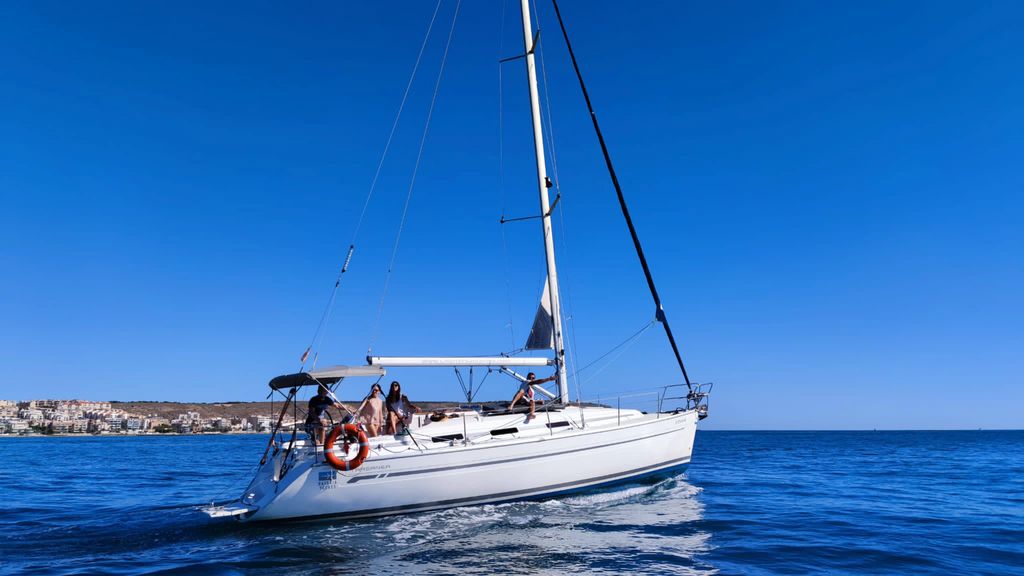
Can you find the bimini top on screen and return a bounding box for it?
[268,365,386,390]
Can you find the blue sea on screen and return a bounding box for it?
[1,431,1022,575]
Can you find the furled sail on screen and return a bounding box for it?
[525,279,555,350]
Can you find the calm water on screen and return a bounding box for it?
[1,431,1022,575]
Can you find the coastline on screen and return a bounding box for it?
[0,399,470,437]
[4,428,1019,438]
[0,430,273,438]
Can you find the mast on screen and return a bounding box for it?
[519,0,569,403]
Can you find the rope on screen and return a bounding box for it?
[370,0,462,352]
[298,0,444,371]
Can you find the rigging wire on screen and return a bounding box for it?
[557,202,584,401]
[351,0,445,246]
[530,0,583,400]
[472,368,493,401]
[497,0,518,351]
[303,246,353,371]
[454,367,469,402]
[532,0,562,192]
[575,320,655,381]
[299,0,445,372]
[369,0,463,353]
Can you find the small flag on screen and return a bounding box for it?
[300,347,311,364]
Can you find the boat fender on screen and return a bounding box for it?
[324,424,370,471]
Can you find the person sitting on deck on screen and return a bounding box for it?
[385,380,422,435]
[304,385,355,446]
[357,382,386,437]
[509,372,556,421]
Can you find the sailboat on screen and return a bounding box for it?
[204,0,710,523]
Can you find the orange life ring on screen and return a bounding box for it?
[323,424,370,471]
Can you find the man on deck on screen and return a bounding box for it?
[509,372,557,421]
[305,385,354,446]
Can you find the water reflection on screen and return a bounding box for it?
[259,475,714,575]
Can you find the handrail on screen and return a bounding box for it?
[581,382,712,421]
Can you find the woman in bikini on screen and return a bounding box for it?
[356,382,386,437]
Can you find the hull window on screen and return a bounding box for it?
[431,433,465,443]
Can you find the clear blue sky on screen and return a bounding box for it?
[1,1,1021,429]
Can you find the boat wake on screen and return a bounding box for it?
[337,472,711,574]
[555,474,702,509]
[177,472,711,575]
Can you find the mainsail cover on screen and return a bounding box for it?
[525,279,555,350]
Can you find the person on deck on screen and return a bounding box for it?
[305,385,355,446]
[386,381,422,435]
[509,372,556,421]
[357,383,386,437]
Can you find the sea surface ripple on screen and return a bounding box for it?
[1,431,1022,575]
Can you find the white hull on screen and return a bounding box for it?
[212,406,698,522]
